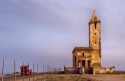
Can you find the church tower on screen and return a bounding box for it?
[89,10,101,73]
[89,10,101,50]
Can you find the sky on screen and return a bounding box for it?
[0,0,125,73]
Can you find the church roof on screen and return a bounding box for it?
[72,47,93,53]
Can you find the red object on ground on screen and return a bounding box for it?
[20,65,32,76]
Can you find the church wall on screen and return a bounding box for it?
[73,50,92,68]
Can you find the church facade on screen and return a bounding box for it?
[72,10,101,74]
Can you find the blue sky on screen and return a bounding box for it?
[0,0,125,73]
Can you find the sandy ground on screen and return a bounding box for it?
[89,74,125,81]
[2,74,125,81]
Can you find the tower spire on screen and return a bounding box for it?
[89,9,100,24]
[92,9,96,17]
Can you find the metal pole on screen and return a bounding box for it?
[36,64,38,80]
[28,64,30,81]
[43,64,44,73]
[47,64,49,73]
[13,59,16,81]
[1,56,5,81]
[32,64,35,81]
[22,62,24,81]
[37,64,38,74]
[41,64,43,73]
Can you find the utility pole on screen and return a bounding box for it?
[1,57,5,81]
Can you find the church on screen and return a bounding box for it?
[72,10,101,74]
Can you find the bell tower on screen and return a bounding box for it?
[89,10,101,50]
[89,10,102,73]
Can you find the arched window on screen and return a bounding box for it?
[82,52,84,57]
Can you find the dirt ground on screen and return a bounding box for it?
[3,74,125,81]
[23,74,125,81]
[88,74,125,81]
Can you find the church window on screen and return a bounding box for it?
[74,56,76,63]
[95,22,97,29]
[95,41,96,44]
[82,52,84,57]
[95,25,97,29]
[94,33,96,35]
[88,60,91,67]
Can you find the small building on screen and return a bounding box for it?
[64,66,81,74]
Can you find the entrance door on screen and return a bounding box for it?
[88,60,91,68]
[87,60,93,74]
[82,60,85,67]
